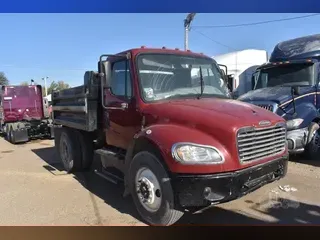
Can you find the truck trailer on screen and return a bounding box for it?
[214,49,268,98]
[239,34,320,160]
[52,47,289,226]
[0,84,54,143]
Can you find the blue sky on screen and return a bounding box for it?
[0,13,319,87]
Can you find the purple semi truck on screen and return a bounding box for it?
[0,85,54,144]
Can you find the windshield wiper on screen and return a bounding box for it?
[197,66,204,99]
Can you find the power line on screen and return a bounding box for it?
[192,29,237,51]
[193,13,320,29]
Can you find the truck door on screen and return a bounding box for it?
[104,59,141,149]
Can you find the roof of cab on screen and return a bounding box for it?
[114,47,211,59]
[270,34,320,62]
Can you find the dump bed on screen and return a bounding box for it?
[52,71,100,132]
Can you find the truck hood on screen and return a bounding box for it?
[142,98,284,145]
[238,86,312,105]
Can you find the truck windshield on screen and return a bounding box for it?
[136,54,231,102]
[254,63,314,89]
[5,86,38,97]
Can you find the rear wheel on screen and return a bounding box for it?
[9,125,16,144]
[5,124,11,142]
[57,127,82,172]
[128,151,183,226]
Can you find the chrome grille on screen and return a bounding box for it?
[237,123,286,163]
[257,104,274,112]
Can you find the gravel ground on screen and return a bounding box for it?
[0,137,320,225]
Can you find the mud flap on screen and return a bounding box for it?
[13,128,29,143]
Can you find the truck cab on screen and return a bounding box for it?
[52,47,288,226]
[0,85,53,143]
[238,34,320,159]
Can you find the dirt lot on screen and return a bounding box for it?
[0,137,320,225]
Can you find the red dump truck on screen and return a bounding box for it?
[0,85,54,143]
[52,47,289,226]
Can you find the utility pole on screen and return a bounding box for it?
[42,76,49,97]
[184,13,196,50]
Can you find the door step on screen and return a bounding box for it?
[94,167,124,185]
[95,147,125,159]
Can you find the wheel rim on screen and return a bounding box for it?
[59,133,73,169]
[135,167,162,213]
[309,130,320,154]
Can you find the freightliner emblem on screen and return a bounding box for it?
[259,120,271,127]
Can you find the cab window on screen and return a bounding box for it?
[110,60,132,99]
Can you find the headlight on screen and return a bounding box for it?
[172,143,224,164]
[286,118,304,130]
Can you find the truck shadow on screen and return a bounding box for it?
[32,146,320,225]
[179,197,320,224]
[289,154,320,168]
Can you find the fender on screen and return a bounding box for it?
[281,102,320,129]
[124,123,232,175]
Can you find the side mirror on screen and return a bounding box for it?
[98,60,112,89]
[292,86,301,96]
[227,74,234,91]
[251,75,255,90]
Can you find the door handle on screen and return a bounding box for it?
[120,103,128,110]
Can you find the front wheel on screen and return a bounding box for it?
[128,151,183,226]
[304,123,320,160]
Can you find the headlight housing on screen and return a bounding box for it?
[286,118,304,130]
[171,143,224,164]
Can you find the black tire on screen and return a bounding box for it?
[304,123,320,160]
[5,124,11,142]
[57,127,83,173]
[75,130,94,170]
[128,151,183,226]
[9,124,16,144]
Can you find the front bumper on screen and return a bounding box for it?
[171,155,288,209]
[287,127,308,153]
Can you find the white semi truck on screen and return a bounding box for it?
[214,49,268,98]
